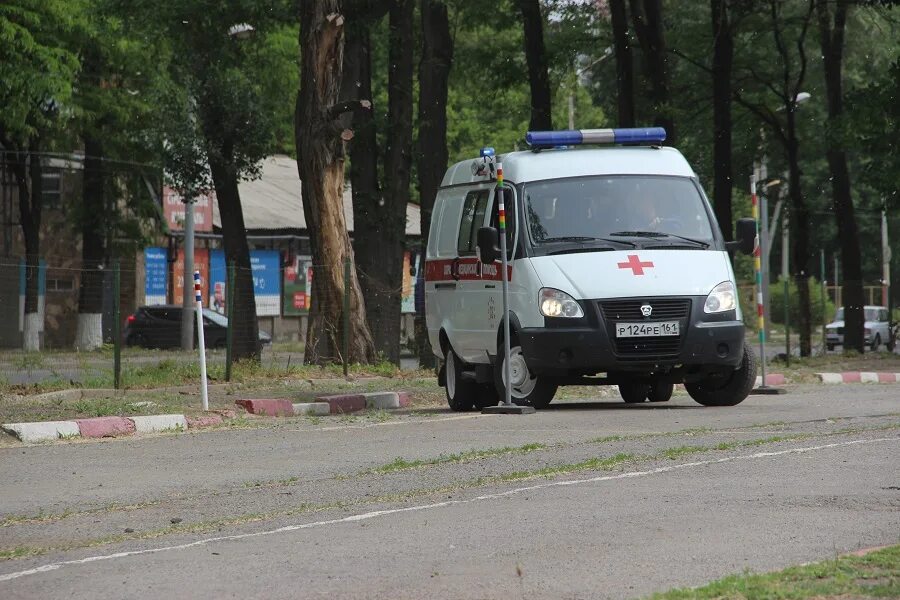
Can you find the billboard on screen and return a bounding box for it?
[172,248,209,306]
[162,186,214,233]
[209,249,282,317]
[144,247,168,305]
[283,256,313,316]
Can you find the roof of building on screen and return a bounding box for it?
[213,155,421,236]
[441,146,695,187]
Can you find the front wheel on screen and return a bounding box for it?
[494,344,557,409]
[619,383,649,404]
[647,382,674,402]
[445,347,476,412]
[685,344,756,407]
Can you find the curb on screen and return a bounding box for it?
[233,391,414,417]
[317,394,368,414]
[815,371,900,384]
[235,398,295,417]
[2,411,229,444]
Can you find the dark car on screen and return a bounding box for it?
[124,305,272,350]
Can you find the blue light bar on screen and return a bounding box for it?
[480,147,495,157]
[525,127,666,147]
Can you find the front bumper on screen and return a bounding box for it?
[517,295,745,376]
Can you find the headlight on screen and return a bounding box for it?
[540,288,584,318]
[704,281,736,314]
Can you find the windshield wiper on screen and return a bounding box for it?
[609,231,709,248]
[539,236,636,248]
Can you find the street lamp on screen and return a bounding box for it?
[568,47,612,130]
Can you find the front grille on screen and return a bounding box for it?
[599,298,691,321]
[598,297,691,360]
[837,327,844,335]
[614,337,683,360]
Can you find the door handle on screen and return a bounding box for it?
[484,284,496,289]
[435,283,457,290]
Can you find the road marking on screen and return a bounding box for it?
[0,436,895,584]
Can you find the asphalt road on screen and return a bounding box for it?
[0,385,898,598]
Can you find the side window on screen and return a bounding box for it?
[457,190,489,255]
[489,186,517,257]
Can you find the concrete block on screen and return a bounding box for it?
[186,414,224,428]
[860,372,879,384]
[816,373,843,384]
[129,414,188,434]
[1,421,80,443]
[76,416,136,438]
[316,394,367,414]
[235,399,295,417]
[364,392,400,410]
[842,372,862,383]
[397,391,412,407]
[878,372,899,383]
[292,402,331,416]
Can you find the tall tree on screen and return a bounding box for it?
[415,0,453,368]
[0,0,79,350]
[518,0,553,130]
[710,0,734,239]
[816,0,865,353]
[628,0,674,142]
[608,0,636,127]
[296,2,377,364]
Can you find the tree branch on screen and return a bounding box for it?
[328,99,372,120]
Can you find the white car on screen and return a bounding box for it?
[826,306,891,351]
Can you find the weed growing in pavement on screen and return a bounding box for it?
[364,443,549,475]
[660,445,709,460]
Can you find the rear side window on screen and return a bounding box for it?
[457,190,489,255]
[147,308,180,321]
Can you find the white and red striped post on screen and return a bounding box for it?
[194,270,209,410]
[751,174,768,388]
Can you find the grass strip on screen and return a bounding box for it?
[648,544,899,599]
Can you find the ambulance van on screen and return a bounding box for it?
[424,127,758,411]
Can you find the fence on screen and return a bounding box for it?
[0,256,412,391]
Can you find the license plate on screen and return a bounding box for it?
[616,321,680,338]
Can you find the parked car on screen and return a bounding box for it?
[825,305,891,351]
[124,305,272,350]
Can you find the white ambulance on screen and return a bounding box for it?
[424,127,758,411]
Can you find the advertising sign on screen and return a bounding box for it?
[173,248,209,307]
[162,186,214,233]
[401,251,420,314]
[283,256,313,316]
[144,247,168,305]
[210,249,282,317]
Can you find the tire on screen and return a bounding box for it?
[619,383,649,403]
[647,382,674,402]
[444,347,477,412]
[826,344,835,352]
[871,334,881,352]
[494,343,557,409]
[685,344,756,407]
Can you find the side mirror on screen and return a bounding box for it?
[726,218,756,256]
[476,226,500,264]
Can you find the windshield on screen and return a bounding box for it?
[834,308,883,321]
[523,175,714,246]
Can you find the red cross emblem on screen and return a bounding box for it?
[617,254,654,275]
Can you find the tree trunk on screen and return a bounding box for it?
[296,2,376,365]
[609,0,635,127]
[12,141,43,351]
[628,0,674,143]
[710,0,734,240]
[817,0,864,353]
[207,151,260,361]
[415,0,452,368]
[76,134,106,350]
[786,122,812,357]
[517,0,553,131]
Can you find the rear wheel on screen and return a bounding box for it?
[495,343,557,409]
[445,347,476,412]
[619,383,649,404]
[685,344,756,407]
[647,382,674,402]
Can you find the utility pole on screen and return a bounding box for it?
[834,255,840,309]
[782,206,790,364]
[758,157,771,335]
[882,207,890,307]
[181,198,195,351]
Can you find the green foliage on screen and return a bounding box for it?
[0,0,81,140]
[769,276,836,326]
